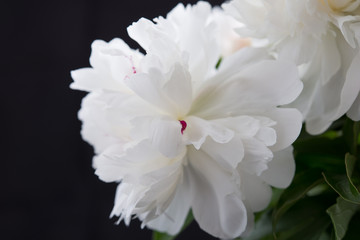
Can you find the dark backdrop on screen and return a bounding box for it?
[2,0,225,239]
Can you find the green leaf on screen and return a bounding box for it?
[343,211,360,239]
[345,153,360,192]
[323,173,360,204]
[295,153,344,173]
[152,210,194,240]
[294,135,346,156]
[343,119,360,155]
[152,231,175,240]
[293,136,347,173]
[275,195,333,240]
[327,197,360,240]
[272,169,324,236]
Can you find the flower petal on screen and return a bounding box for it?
[260,146,295,188]
[188,146,247,239]
[163,63,193,116]
[131,116,184,158]
[192,58,302,119]
[346,51,360,121]
[239,138,273,176]
[70,68,104,92]
[124,70,174,114]
[185,116,234,149]
[348,92,360,121]
[267,108,302,152]
[146,172,192,235]
[93,140,168,183]
[240,170,272,212]
[201,134,245,170]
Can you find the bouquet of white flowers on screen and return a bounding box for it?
[71,1,360,239]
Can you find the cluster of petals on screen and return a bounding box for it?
[224,0,360,134]
[71,1,303,239]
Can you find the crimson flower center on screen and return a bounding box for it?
[179,120,187,134]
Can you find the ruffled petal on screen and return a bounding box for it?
[305,41,360,134]
[131,116,184,158]
[125,63,192,117]
[239,138,273,176]
[188,146,247,239]
[163,63,193,116]
[94,140,171,183]
[78,92,133,154]
[346,51,360,121]
[348,92,360,120]
[70,68,104,92]
[71,38,142,92]
[146,171,192,235]
[201,134,245,170]
[266,108,302,152]
[239,170,272,212]
[260,146,295,188]
[184,116,234,149]
[191,58,302,119]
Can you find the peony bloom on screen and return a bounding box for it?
[71,1,303,238]
[223,0,360,134]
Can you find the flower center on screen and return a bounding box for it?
[321,0,355,11]
[179,120,187,135]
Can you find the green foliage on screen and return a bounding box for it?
[345,153,360,192]
[272,169,324,235]
[323,173,360,204]
[242,195,334,240]
[327,197,360,240]
[152,231,175,240]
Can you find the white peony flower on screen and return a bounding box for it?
[71,1,303,239]
[224,0,360,134]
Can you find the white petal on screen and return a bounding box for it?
[192,58,302,119]
[163,63,193,116]
[305,46,360,134]
[93,144,127,183]
[146,172,192,235]
[127,18,157,52]
[78,92,132,154]
[94,140,165,182]
[124,70,175,114]
[317,33,341,85]
[255,126,277,147]
[213,116,261,138]
[345,52,360,121]
[348,92,360,120]
[240,202,255,237]
[147,118,184,158]
[201,134,245,170]
[131,116,184,158]
[188,147,247,239]
[72,39,142,92]
[70,68,103,92]
[240,170,272,212]
[185,116,234,149]
[239,138,273,176]
[216,47,271,80]
[267,108,303,152]
[260,146,295,188]
[233,58,303,107]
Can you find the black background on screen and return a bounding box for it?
[2,0,225,239]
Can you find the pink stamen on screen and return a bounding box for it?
[179,120,187,135]
[125,56,137,74]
